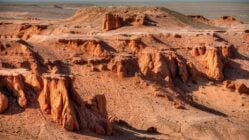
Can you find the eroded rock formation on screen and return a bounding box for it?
[103,13,123,31]
[224,80,249,94]
[102,13,147,31]
[187,45,232,81]
[58,39,112,57]
[38,74,79,130]
[0,69,28,108]
[0,91,8,113]
[6,23,48,39]
[202,48,224,81]
[138,49,172,82]
[0,39,46,74]
[0,68,112,134]
[123,14,146,26]
[108,53,139,77]
[138,48,189,84]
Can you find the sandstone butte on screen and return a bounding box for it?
[0,6,249,140]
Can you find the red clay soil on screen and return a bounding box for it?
[0,6,249,140]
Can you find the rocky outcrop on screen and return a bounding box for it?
[38,74,79,130]
[102,13,147,31]
[127,38,145,53]
[175,57,189,82]
[0,39,46,74]
[117,37,145,53]
[189,46,206,56]
[188,46,228,81]
[108,53,139,77]
[5,23,48,39]
[223,80,236,90]
[224,80,249,94]
[0,68,112,134]
[187,62,199,78]
[138,49,172,82]
[0,69,28,108]
[216,45,233,58]
[133,15,146,26]
[58,39,112,57]
[123,14,146,26]
[103,13,123,31]
[0,91,8,113]
[83,40,112,57]
[138,48,189,83]
[202,48,224,81]
[21,24,48,39]
[236,83,249,94]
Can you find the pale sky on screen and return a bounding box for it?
[1,0,249,2]
[0,0,249,4]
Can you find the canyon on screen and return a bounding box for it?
[0,5,249,140]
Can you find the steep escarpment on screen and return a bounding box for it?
[138,48,189,84]
[38,74,79,131]
[0,91,8,113]
[0,69,111,134]
[108,53,139,78]
[0,23,48,39]
[57,38,114,57]
[0,69,28,108]
[0,6,249,140]
[102,13,124,31]
[102,13,148,31]
[187,44,233,81]
[0,39,47,74]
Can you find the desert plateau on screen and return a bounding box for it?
[0,1,249,140]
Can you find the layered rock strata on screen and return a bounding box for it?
[0,68,110,134]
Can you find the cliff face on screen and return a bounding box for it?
[57,39,112,57]
[0,72,27,108]
[138,49,172,82]
[138,48,189,84]
[102,13,123,31]
[202,48,224,81]
[102,13,147,31]
[0,69,111,133]
[0,39,46,74]
[38,74,79,131]
[0,91,8,113]
[188,45,233,81]
[108,53,139,78]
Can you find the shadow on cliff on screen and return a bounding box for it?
[174,77,228,117]
[53,60,72,75]
[1,86,40,115]
[184,56,249,116]
[233,47,249,61]
[100,41,117,53]
[1,89,25,115]
[72,94,162,140]
[224,59,249,80]
[223,47,249,80]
